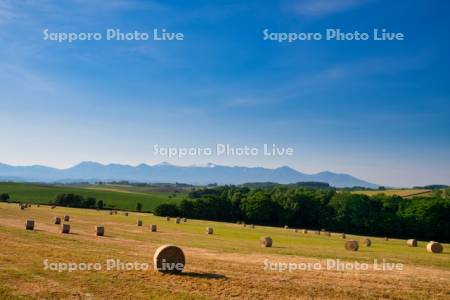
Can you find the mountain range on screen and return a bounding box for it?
[0,162,378,188]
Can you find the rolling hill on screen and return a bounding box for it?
[0,182,184,211]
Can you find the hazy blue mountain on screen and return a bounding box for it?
[0,162,378,188]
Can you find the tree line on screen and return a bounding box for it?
[53,194,143,211]
[0,192,145,212]
[154,186,450,242]
[54,193,103,209]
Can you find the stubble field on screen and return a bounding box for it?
[0,203,449,299]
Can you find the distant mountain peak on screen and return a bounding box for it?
[187,163,219,168]
[0,161,378,188]
[74,161,104,167]
[276,165,296,171]
[136,163,150,168]
[154,162,173,167]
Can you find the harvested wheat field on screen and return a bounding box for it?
[0,203,449,299]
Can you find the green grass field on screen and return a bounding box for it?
[0,182,186,211]
[0,202,449,299]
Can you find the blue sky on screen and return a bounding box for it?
[0,0,449,187]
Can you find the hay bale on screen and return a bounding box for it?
[206,227,213,235]
[151,224,157,232]
[342,233,346,239]
[96,226,105,236]
[153,244,185,274]
[124,212,129,216]
[303,229,308,234]
[61,224,70,234]
[114,210,118,215]
[294,229,298,233]
[384,237,389,241]
[345,240,359,251]
[166,216,171,221]
[137,220,143,226]
[64,215,70,222]
[243,224,247,227]
[183,218,187,222]
[176,217,181,224]
[325,232,331,237]
[54,217,61,225]
[426,241,443,253]
[51,206,56,209]
[260,236,273,247]
[37,204,40,207]
[407,239,418,247]
[25,220,35,230]
[363,238,372,247]
[109,211,113,215]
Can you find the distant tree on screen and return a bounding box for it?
[0,193,10,202]
[241,191,277,224]
[154,203,179,217]
[84,197,97,208]
[432,189,443,199]
[179,199,195,217]
[54,193,96,208]
[398,197,450,241]
[55,193,83,207]
[97,199,104,209]
[328,193,381,234]
[136,202,142,212]
[445,188,450,200]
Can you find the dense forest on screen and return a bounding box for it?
[154,186,450,242]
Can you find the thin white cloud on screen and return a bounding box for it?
[0,0,168,27]
[0,63,61,94]
[0,0,17,24]
[68,0,166,13]
[292,0,370,17]
[223,97,264,108]
[218,54,427,112]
